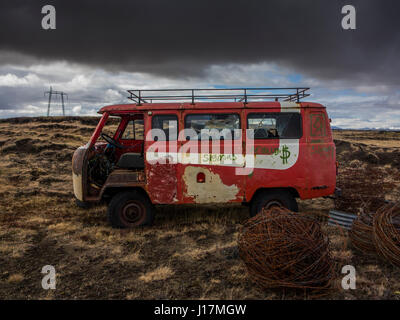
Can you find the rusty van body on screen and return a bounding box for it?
[72,88,338,228]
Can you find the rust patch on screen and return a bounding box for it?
[106,169,145,184]
[182,166,239,204]
[147,162,177,204]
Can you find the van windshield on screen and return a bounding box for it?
[99,116,121,141]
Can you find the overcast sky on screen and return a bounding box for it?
[1,0,400,129]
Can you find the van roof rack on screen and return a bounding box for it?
[127,87,310,105]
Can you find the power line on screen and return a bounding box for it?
[44,86,68,116]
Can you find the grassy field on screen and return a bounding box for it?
[0,117,399,299]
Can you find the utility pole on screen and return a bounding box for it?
[45,86,68,116]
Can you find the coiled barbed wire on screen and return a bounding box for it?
[238,207,335,290]
[373,203,400,267]
[350,211,376,255]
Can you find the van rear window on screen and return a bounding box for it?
[247,113,302,139]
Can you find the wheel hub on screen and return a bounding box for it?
[121,201,145,225]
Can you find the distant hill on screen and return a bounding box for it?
[332,126,400,132]
[0,116,101,125]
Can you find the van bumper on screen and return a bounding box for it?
[323,187,342,200]
[72,171,83,201]
[72,145,88,202]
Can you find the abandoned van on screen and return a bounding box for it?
[72,88,338,228]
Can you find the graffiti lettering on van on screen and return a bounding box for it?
[280,145,291,164]
[255,145,291,164]
[254,146,280,155]
[311,145,334,159]
[310,113,327,137]
[202,153,238,164]
[146,128,299,173]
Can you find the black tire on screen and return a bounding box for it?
[250,190,298,217]
[75,198,92,209]
[107,191,154,228]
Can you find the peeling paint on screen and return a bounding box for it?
[280,101,301,110]
[183,166,239,203]
[72,146,87,201]
[72,172,83,201]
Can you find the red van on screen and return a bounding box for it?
[72,88,338,228]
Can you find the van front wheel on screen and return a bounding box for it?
[107,191,154,228]
[250,190,298,217]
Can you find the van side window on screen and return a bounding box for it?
[247,113,302,139]
[184,113,240,140]
[134,119,144,140]
[121,119,144,140]
[122,120,134,139]
[152,114,178,141]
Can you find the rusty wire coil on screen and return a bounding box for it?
[238,207,335,290]
[373,203,400,267]
[350,212,376,255]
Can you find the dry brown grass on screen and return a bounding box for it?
[334,130,400,148]
[7,274,24,283]
[0,117,400,299]
[139,266,175,282]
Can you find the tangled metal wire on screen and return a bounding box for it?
[350,212,376,255]
[373,203,400,267]
[238,207,335,290]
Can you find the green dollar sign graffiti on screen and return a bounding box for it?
[280,145,291,164]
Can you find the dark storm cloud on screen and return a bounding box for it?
[0,0,400,83]
[0,86,43,110]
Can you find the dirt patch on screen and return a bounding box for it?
[335,139,400,168]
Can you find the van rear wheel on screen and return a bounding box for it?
[250,190,298,217]
[107,191,154,228]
